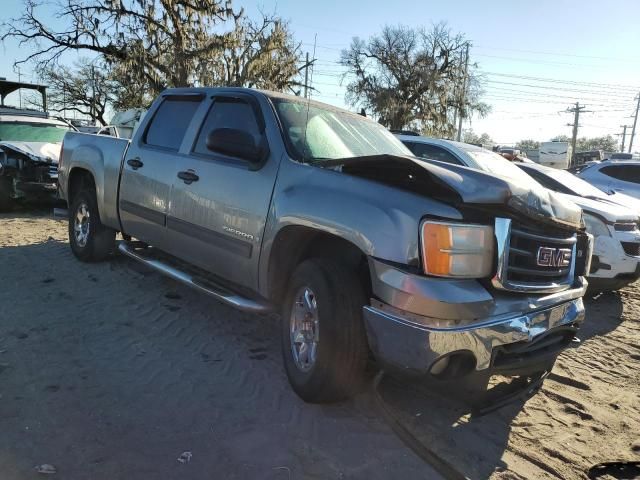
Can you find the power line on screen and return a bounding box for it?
[483,79,639,97]
[482,71,640,92]
[475,45,640,63]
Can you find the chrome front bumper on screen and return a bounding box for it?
[363,295,585,376]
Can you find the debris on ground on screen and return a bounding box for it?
[177,451,192,464]
[34,464,57,474]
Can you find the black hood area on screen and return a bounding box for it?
[318,154,583,230]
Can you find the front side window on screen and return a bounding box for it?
[193,98,261,156]
[144,97,201,150]
[273,99,410,162]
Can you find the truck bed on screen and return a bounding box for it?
[59,131,130,230]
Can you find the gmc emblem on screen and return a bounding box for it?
[536,247,572,267]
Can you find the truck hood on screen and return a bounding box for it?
[324,154,583,230]
[556,192,637,222]
[0,141,61,164]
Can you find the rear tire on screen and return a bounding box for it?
[281,258,370,403]
[0,176,13,212]
[68,187,115,262]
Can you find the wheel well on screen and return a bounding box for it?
[267,226,372,305]
[68,168,95,203]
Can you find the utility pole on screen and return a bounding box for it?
[629,93,640,153]
[566,102,591,166]
[456,42,470,142]
[303,52,310,99]
[619,125,630,152]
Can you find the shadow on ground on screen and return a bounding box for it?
[0,239,437,480]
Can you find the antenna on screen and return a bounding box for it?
[302,34,318,161]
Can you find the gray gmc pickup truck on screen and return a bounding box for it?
[59,87,593,403]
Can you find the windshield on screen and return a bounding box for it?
[0,121,70,143]
[527,167,608,198]
[464,148,535,183]
[273,99,411,162]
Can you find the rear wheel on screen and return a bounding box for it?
[0,176,13,212]
[281,258,370,403]
[68,187,115,262]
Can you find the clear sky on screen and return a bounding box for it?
[2,0,640,149]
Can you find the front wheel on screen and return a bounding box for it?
[68,188,115,262]
[281,258,370,403]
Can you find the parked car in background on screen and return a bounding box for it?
[396,135,537,182]
[518,163,640,291]
[0,108,73,211]
[576,160,640,200]
[539,141,572,169]
[608,152,640,161]
[59,88,592,403]
[573,150,604,166]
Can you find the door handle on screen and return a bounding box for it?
[177,170,199,185]
[127,158,144,170]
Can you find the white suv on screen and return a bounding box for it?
[397,134,640,291]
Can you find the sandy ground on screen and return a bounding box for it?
[0,210,639,480]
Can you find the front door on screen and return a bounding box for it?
[118,94,203,249]
[165,94,280,290]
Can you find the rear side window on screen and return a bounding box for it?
[193,98,261,157]
[144,97,202,150]
[403,141,462,165]
[600,165,640,183]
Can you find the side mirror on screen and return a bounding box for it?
[206,128,263,163]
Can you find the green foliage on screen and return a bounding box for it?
[515,139,540,151]
[462,129,493,146]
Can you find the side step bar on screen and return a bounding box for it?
[117,242,272,314]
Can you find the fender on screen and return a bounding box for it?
[258,159,463,297]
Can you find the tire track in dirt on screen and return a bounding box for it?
[0,212,438,480]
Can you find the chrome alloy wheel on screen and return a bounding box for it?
[290,287,320,372]
[73,202,91,248]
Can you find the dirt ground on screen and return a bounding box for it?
[0,210,638,480]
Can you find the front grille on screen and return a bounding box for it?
[48,164,58,179]
[621,241,640,256]
[493,218,578,293]
[614,222,638,232]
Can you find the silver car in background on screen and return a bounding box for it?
[576,160,640,200]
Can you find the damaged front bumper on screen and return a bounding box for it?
[363,257,587,378]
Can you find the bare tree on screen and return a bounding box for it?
[340,23,488,137]
[32,59,114,125]
[196,15,309,93]
[2,0,308,105]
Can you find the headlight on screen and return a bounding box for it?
[421,221,494,278]
[583,213,611,237]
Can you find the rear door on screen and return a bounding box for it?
[165,93,280,290]
[118,94,203,249]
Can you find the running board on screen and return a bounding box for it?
[117,242,272,313]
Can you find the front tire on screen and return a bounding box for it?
[281,258,370,403]
[68,188,115,262]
